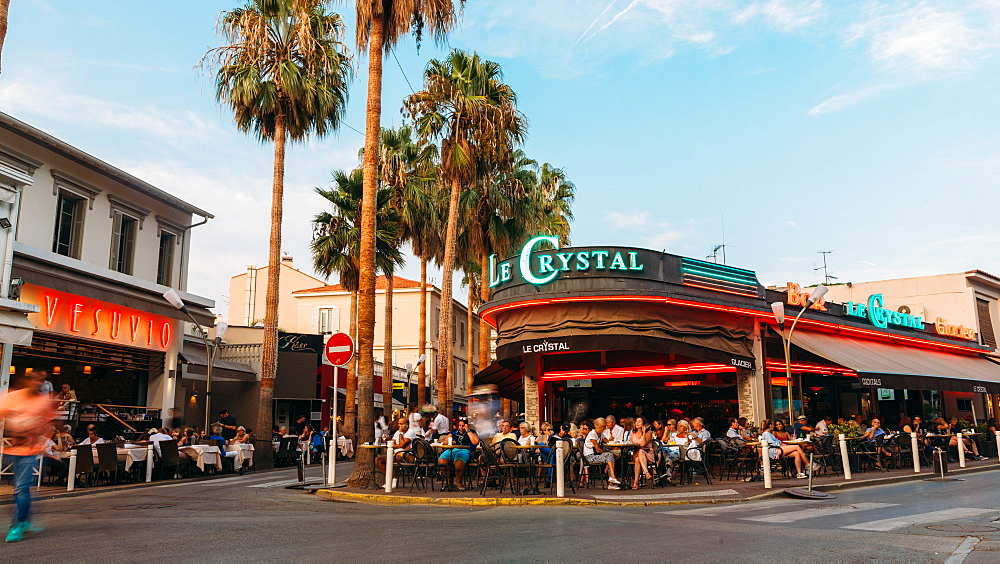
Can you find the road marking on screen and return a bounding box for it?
[660,499,803,516]
[741,502,896,523]
[247,478,311,488]
[841,508,996,532]
[595,489,739,501]
[945,536,980,564]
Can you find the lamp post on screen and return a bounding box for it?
[771,284,827,423]
[163,288,227,432]
[404,354,427,410]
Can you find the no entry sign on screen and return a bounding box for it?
[325,332,355,366]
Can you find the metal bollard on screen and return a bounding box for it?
[321,452,327,487]
[555,441,565,498]
[957,431,966,468]
[911,432,920,473]
[385,440,395,493]
[297,456,304,483]
[145,444,154,482]
[839,434,852,480]
[67,451,77,492]
[760,438,772,489]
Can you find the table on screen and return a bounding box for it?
[225,443,255,469]
[509,444,545,495]
[180,445,222,472]
[604,443,639,487]
[358,444,386,490]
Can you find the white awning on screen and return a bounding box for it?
[0,310,34,346]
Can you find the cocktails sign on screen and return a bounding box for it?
[488,235,644,288]
[844,293,923,330]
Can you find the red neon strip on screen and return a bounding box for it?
[540,363,735,381]
[664,381,702,387]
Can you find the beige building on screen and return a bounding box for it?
[820,271,1000,421]
[227,258,326,328]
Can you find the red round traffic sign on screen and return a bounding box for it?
[325,332,355,366]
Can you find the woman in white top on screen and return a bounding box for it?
[77,427,104,445]
[760,419,809,478]
[408,406,424,434]
[517,422,536,446]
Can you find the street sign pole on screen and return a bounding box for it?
[325,333,355,489]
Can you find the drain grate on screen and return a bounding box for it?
[925,524,1000,533]
[114,504,175,511]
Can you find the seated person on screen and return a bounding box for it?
[583,418,620,487]
[814,416,832,436]
[517,422,536,445]
[760,419,810,479]
[376,417,414,481]
[42,426,69,484]
[858,418,893,466]
[491,420,517,444]
[629,416,655,489]
[271,425,283,441]
[773,420,793,442]
[56,424,76,451]
[78,425,104,445]
[149,427,174,457]
[437,417,481,491]
[178,427,199,446]
[932,417,985,461]
[231,426,251,444]
[209,425,240,462]
[663,419,694,466]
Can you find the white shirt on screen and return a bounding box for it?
[431,413,450,435]
[603,424,625,443]
[692,428,711,444]
[815,420,829,435]
[79,436,104,445]
[149,432,173,456]
[408,412,423,432]
[725,428,742,439]
[583,430,601,456]
[403,427,420,440]
[518,435,536,446]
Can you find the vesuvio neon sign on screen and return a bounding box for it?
[488,236,644,288]
[844,294,923,330]
[22,284,174,351]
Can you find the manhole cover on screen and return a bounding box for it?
[925,524,1000,533]
[114,504,175,510]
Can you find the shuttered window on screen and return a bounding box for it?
[976,298,997,348]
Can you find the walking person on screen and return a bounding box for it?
[0,369,56,542]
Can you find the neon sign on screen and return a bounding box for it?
[786,282,826,311]
[844,293,923,330]
[489,236,644,288]
[934,318,976,341]
[21,284,174,351]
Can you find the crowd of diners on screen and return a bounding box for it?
[367,406,997,491]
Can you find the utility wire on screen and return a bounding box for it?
[393,51,416,94]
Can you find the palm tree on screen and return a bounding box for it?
[207,0,351,440]
[311,168,403,439]
[350,0,463,488]
[0,0,10,73]
[405,50,527,417]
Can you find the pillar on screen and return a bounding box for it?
[522,354,541,431]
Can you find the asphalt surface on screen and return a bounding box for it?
[2,464,998,562]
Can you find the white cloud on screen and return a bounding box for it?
[785,220,800,228]
[734,0,825,32]
[603,209,690,250]
[808,86,885,115]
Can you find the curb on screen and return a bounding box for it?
[312,465,1000,508]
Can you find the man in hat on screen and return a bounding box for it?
[793,415,814,438]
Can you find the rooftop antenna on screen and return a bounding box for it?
[815,251,838,284]
[707,215,728,264]
[707,245,723,263]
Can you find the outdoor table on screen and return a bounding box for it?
[509,444,545,495]
[358,444,386,490]
[180,445,223,472]
[605,443,638,486]
[432,444,469,492]
[225,443,255,468]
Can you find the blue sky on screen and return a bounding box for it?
[4,0,1000,313]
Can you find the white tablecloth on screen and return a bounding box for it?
[225,443,255,467]
[119,447,147,471]
[180,445,222,471]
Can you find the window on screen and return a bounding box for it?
[52,192,85,258]
[976,298,997,348]
[109,210,137,274]
[432,306,440,337]
[957,398,973,411]
[157,231,175,286]
[318,307,340,334]
[458,320,466,348]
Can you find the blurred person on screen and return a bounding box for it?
[0,369,56,541]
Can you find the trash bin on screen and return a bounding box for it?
[932,449,948,475]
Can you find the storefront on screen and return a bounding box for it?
[476,238,1000,433]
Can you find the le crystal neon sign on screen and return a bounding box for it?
[22,284,174,351]
[488,236,644,288]
[844,293,923,330]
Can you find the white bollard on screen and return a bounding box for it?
[555,440,566,498]
[957,431,966,468]
[385,440,395,493]
[839,434,852,480]
[760,438,772,489]
[996,430,1000,463]
[146,444,154,482]
[67,451,77,492]
[911,432,920,473]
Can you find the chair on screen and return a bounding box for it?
[888,434,912,470]
[95,443,125,485]
[156,440,190,480]
[408,439,439,492]
[855,436,887,472]
[811,435,839,476]
[70,445,96,486]
[477,442,516,495]
[677,442,713,485]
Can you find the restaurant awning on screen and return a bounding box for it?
[180,353,257,382]
[790,331,1000,394]
[473,359,524,400]
[0,310,34,346]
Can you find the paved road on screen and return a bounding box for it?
[3,465,998,562]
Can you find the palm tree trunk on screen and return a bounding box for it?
[0,0,9,73]
[257,112,286,459]
[467,280,475,394]
[348,14,385,487]
[436,177,461,419]
[344,289,358,438]
[418,256,427,406]
[382,273,394,407]
[479,251,492,370]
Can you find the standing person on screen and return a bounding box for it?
[35,370,53,398]
[374,408,389,442]
[167,408,183,429]
[0,369,56,542]
[430,406,450,440]
[408,403,424,434]
[217,410,238,440]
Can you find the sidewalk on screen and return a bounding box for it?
[313,458,1000,507]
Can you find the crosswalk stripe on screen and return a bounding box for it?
[247,478,309,488]
[741,502,896,523]
[841,508,996,532]
[660,499,803,516]
[595,489,739,501]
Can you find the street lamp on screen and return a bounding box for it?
[404,354,427,410]
[771,284,828,423]
[163,288,228,432]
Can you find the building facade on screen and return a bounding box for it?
[1,112,215,435]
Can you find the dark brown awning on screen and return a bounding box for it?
[181,353,257,382]
[473,359,524,400]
